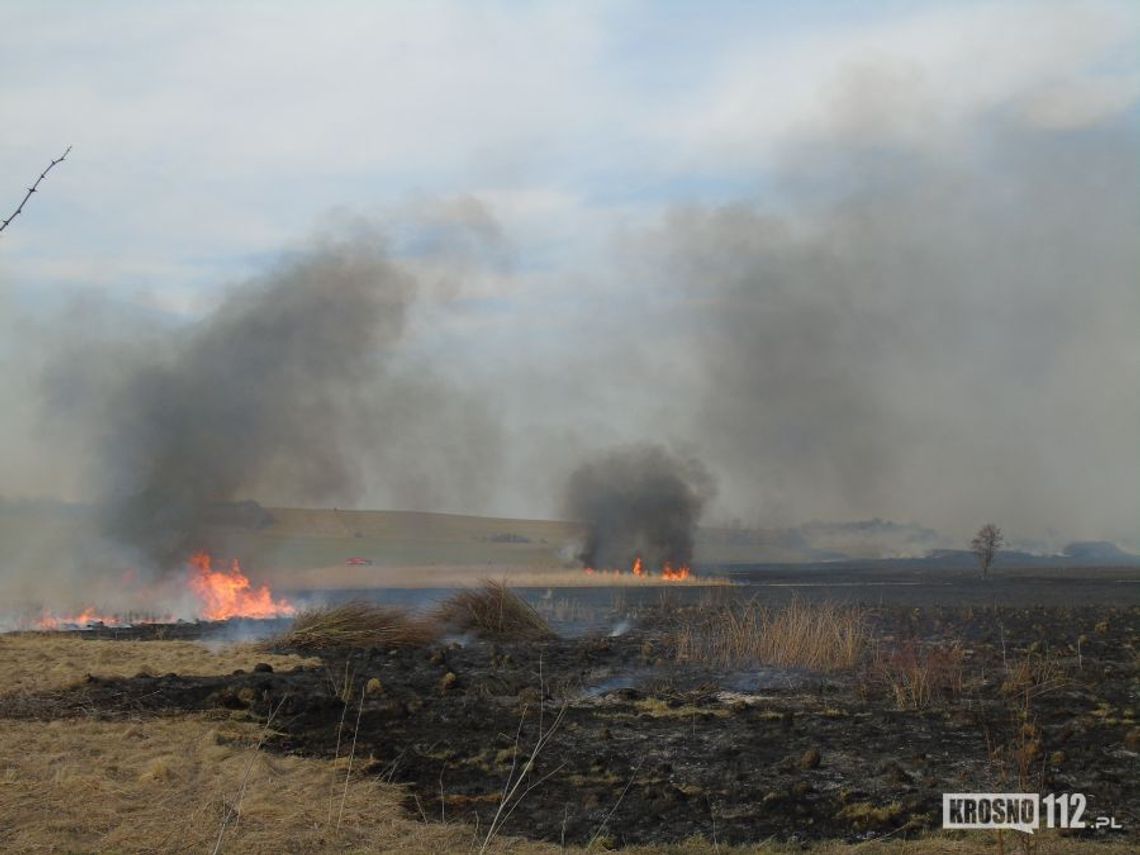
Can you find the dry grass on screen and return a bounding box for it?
[274,564,733,591]
[0,633,318,695]
[435,580,557,641]
[0,714,482,855]
[271,601,439,651]
[672,599,869,673]
[1000,651,1069,701]
[507,569,729,587]
[870,640,967,710]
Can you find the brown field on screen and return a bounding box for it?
[2,599,1138,854]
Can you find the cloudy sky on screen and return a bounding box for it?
[2,0,1138,546]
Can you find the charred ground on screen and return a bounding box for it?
[3,588,1137,848]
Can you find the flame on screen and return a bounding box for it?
[36,608,124,630]
[581,555,693,582]
[32,605,173,631]
[27,553,293,630]
[187,552,295,620]
[660,562,692,581]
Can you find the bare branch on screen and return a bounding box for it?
[0,146,72,236]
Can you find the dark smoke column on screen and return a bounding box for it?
[563,444,715,570]
[99,233,414,570]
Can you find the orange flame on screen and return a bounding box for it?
[581,556,693,582]
[32,604,175,631]
[187,552,295,620]
[35,608,124,630]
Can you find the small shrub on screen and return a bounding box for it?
[434,580,556,641]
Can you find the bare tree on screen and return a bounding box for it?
[1,146,72,236]
[971,523,1004,580]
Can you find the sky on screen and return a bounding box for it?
[1,0,1138,547]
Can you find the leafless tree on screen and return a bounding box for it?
[1,146,72,236]
[971,523,1004,580]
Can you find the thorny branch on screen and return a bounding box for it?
[0,146,72,235]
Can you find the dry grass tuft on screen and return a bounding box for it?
[672,598,869,673]
[870,640,967,710]
[435,580,556,641]
[272,601,439,651]
[1001,650,1068,701]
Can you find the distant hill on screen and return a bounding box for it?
[696,518,947,562]
[796,518,944,558]
[3,499,1136,574]
[925,545,1139,568]
[1061,541,1136,561]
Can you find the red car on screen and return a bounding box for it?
[344,557,374,566]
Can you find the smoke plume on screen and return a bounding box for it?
[563,444,715,569]
[625,120,1140,544]
[81,232,414,569]
[3,91,1137,573]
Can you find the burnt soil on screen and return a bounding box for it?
[4,604,1138,847]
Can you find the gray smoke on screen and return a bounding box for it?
[83,232,414,569]
[632,121,1140,543]
[3,103,1136,571]
[563,444,715,569]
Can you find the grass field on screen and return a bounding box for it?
[229,507,581,571]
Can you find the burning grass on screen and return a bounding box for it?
[435,579,557,641]
[272,563,733,590]
[671,598,869,673]
[272,601,439,651]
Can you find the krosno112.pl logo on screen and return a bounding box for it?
[943,793,1122,833]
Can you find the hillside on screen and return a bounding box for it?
[4,501,1135,593]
